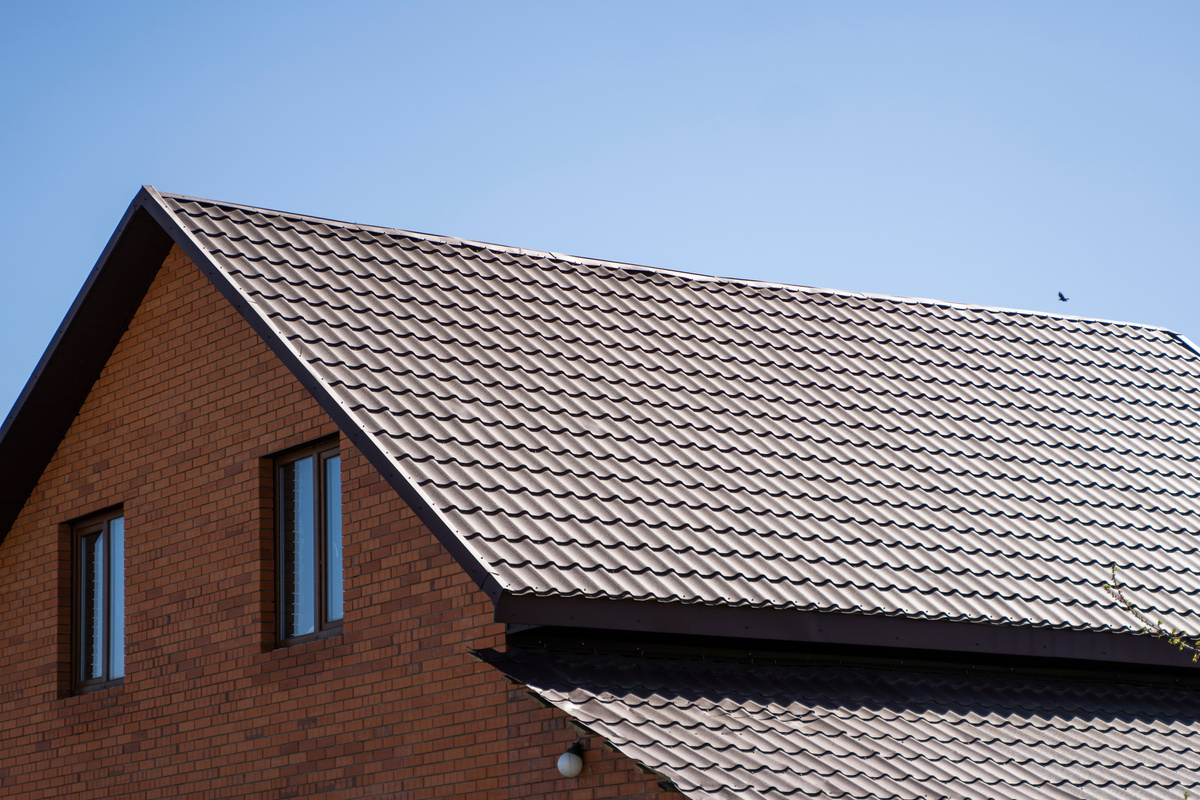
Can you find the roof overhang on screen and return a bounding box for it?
[0,189,174,542]
[0,188,503,600]
[495,591,1196,669]
[3,187,1195,673]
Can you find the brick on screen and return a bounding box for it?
[0,246,663,799]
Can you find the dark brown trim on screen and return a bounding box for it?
[71,508,125,693]
[1171,332,1200,360]
[494,592,1199,670]
[254,457,277,652]
[54,523,73,697]
[0,186,499,604]
[274,438,343,647]
[134,189,504,603]
[279,624,345,648]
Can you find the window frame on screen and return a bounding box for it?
[275,439,343,646]
[72,508,125,694]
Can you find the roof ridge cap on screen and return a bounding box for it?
[152,188,1177,336]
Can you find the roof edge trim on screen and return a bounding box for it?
[0,188,174,544]
[0,189,152,444]
[494,592,1196,669]
[139,189,506,601]
[1171,332,1200,360]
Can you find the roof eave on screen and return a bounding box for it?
[494,591,1196,669]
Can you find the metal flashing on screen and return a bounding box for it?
[494,592,1192,669]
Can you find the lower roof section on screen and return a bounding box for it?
[480,646,1200,800]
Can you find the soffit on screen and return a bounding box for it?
[0,203,174,541]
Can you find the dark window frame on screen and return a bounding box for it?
[275,439,343,646]
[72,508,125,694]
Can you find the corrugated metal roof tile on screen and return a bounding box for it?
[160,192,1200,636]
[484,647,1200,799]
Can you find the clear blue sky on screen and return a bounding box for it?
[2,1,1197,421]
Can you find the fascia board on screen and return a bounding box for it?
[494,591,1199,670]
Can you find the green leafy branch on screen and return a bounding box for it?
[1104,566,1199,799]
[1103,564,1200,663]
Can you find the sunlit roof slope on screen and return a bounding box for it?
[146,189,1200,641]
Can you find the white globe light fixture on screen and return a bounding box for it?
[557,742,585,778]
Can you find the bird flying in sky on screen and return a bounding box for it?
[1058,292,1069,302]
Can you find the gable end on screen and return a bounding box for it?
[0,197,173,541]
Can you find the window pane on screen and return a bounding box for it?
[324,455,342,623]
[79,531,104,681]
[108,517,125,679]
[281,456,316,638]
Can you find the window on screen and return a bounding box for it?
[277,442,342,643]
[74,510,124,691]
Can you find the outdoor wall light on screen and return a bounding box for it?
[557,742,585,778]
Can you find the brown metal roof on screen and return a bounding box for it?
[482,646,1200,800]
[150,191,1200,641]
[6,187,1200,660]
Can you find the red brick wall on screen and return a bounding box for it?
[0,245,663,799]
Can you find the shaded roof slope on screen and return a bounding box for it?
[483,646,1200,800]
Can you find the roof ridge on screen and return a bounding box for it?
[152,187,1173,336]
